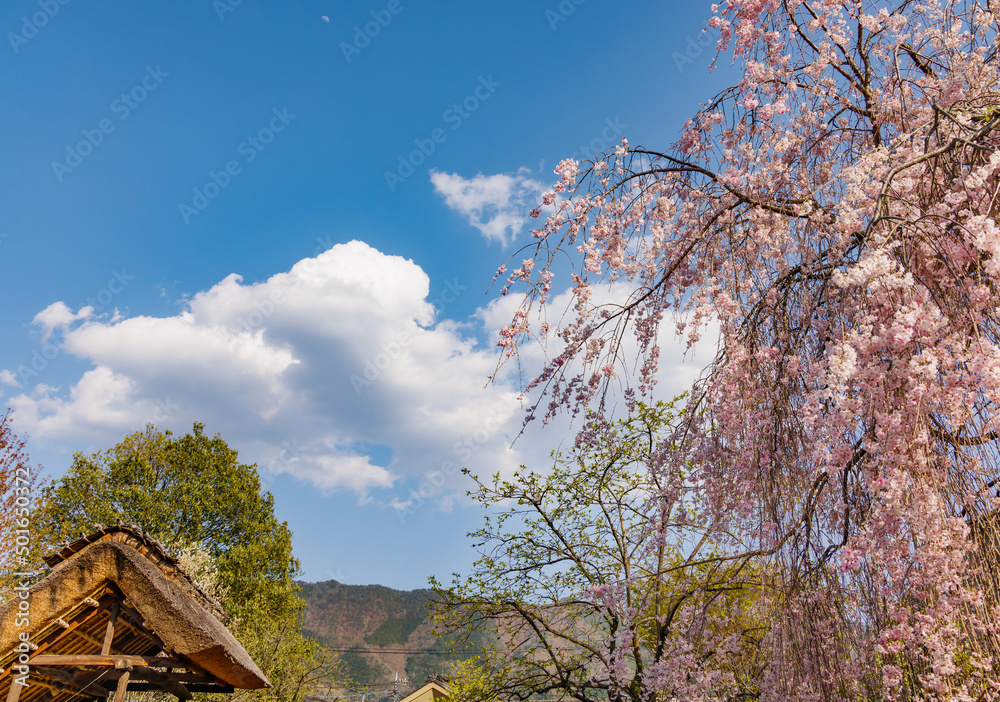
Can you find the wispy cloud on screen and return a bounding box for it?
[32,301,94,343]
[431,169,547,247]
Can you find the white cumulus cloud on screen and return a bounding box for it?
[8,241,525,501]
[6,240,715,512]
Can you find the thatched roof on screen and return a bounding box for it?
[0,525,269,702]
[43,524,227,622]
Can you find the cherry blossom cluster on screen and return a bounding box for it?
[496,1,1000,699]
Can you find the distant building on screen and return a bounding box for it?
[398,680,450,702]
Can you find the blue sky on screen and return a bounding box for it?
[1,0,729,589]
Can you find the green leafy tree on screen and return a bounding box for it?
[432,400,769,702]
[37,423,295,617]
[34,423,339,702]
[444,656,504,702]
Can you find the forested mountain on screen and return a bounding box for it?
[299,580,490,689]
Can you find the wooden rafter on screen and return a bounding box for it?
[110,615,160,654]
[68,630,106,651]
[0,591,115,675]
[32,667,111,697]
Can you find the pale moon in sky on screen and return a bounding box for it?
[321,15,329,22]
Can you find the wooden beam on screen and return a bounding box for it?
[147,672,210,685]
[103,671,214,685]
[133,669,191,700]
[174,659,227,688]
[70,669,217,700]
[102,602,120,656]
[30,656,189,669]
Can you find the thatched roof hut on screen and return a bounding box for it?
[0,525,269,702]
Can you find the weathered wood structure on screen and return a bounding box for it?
[0,525,269,702]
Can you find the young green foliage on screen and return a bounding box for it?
[433,399,767,702]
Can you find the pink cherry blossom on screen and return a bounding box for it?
[493,1,1000,699]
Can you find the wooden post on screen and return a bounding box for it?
[102,602,119,656]
[5,680,24,702]
[113,671,130,702]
